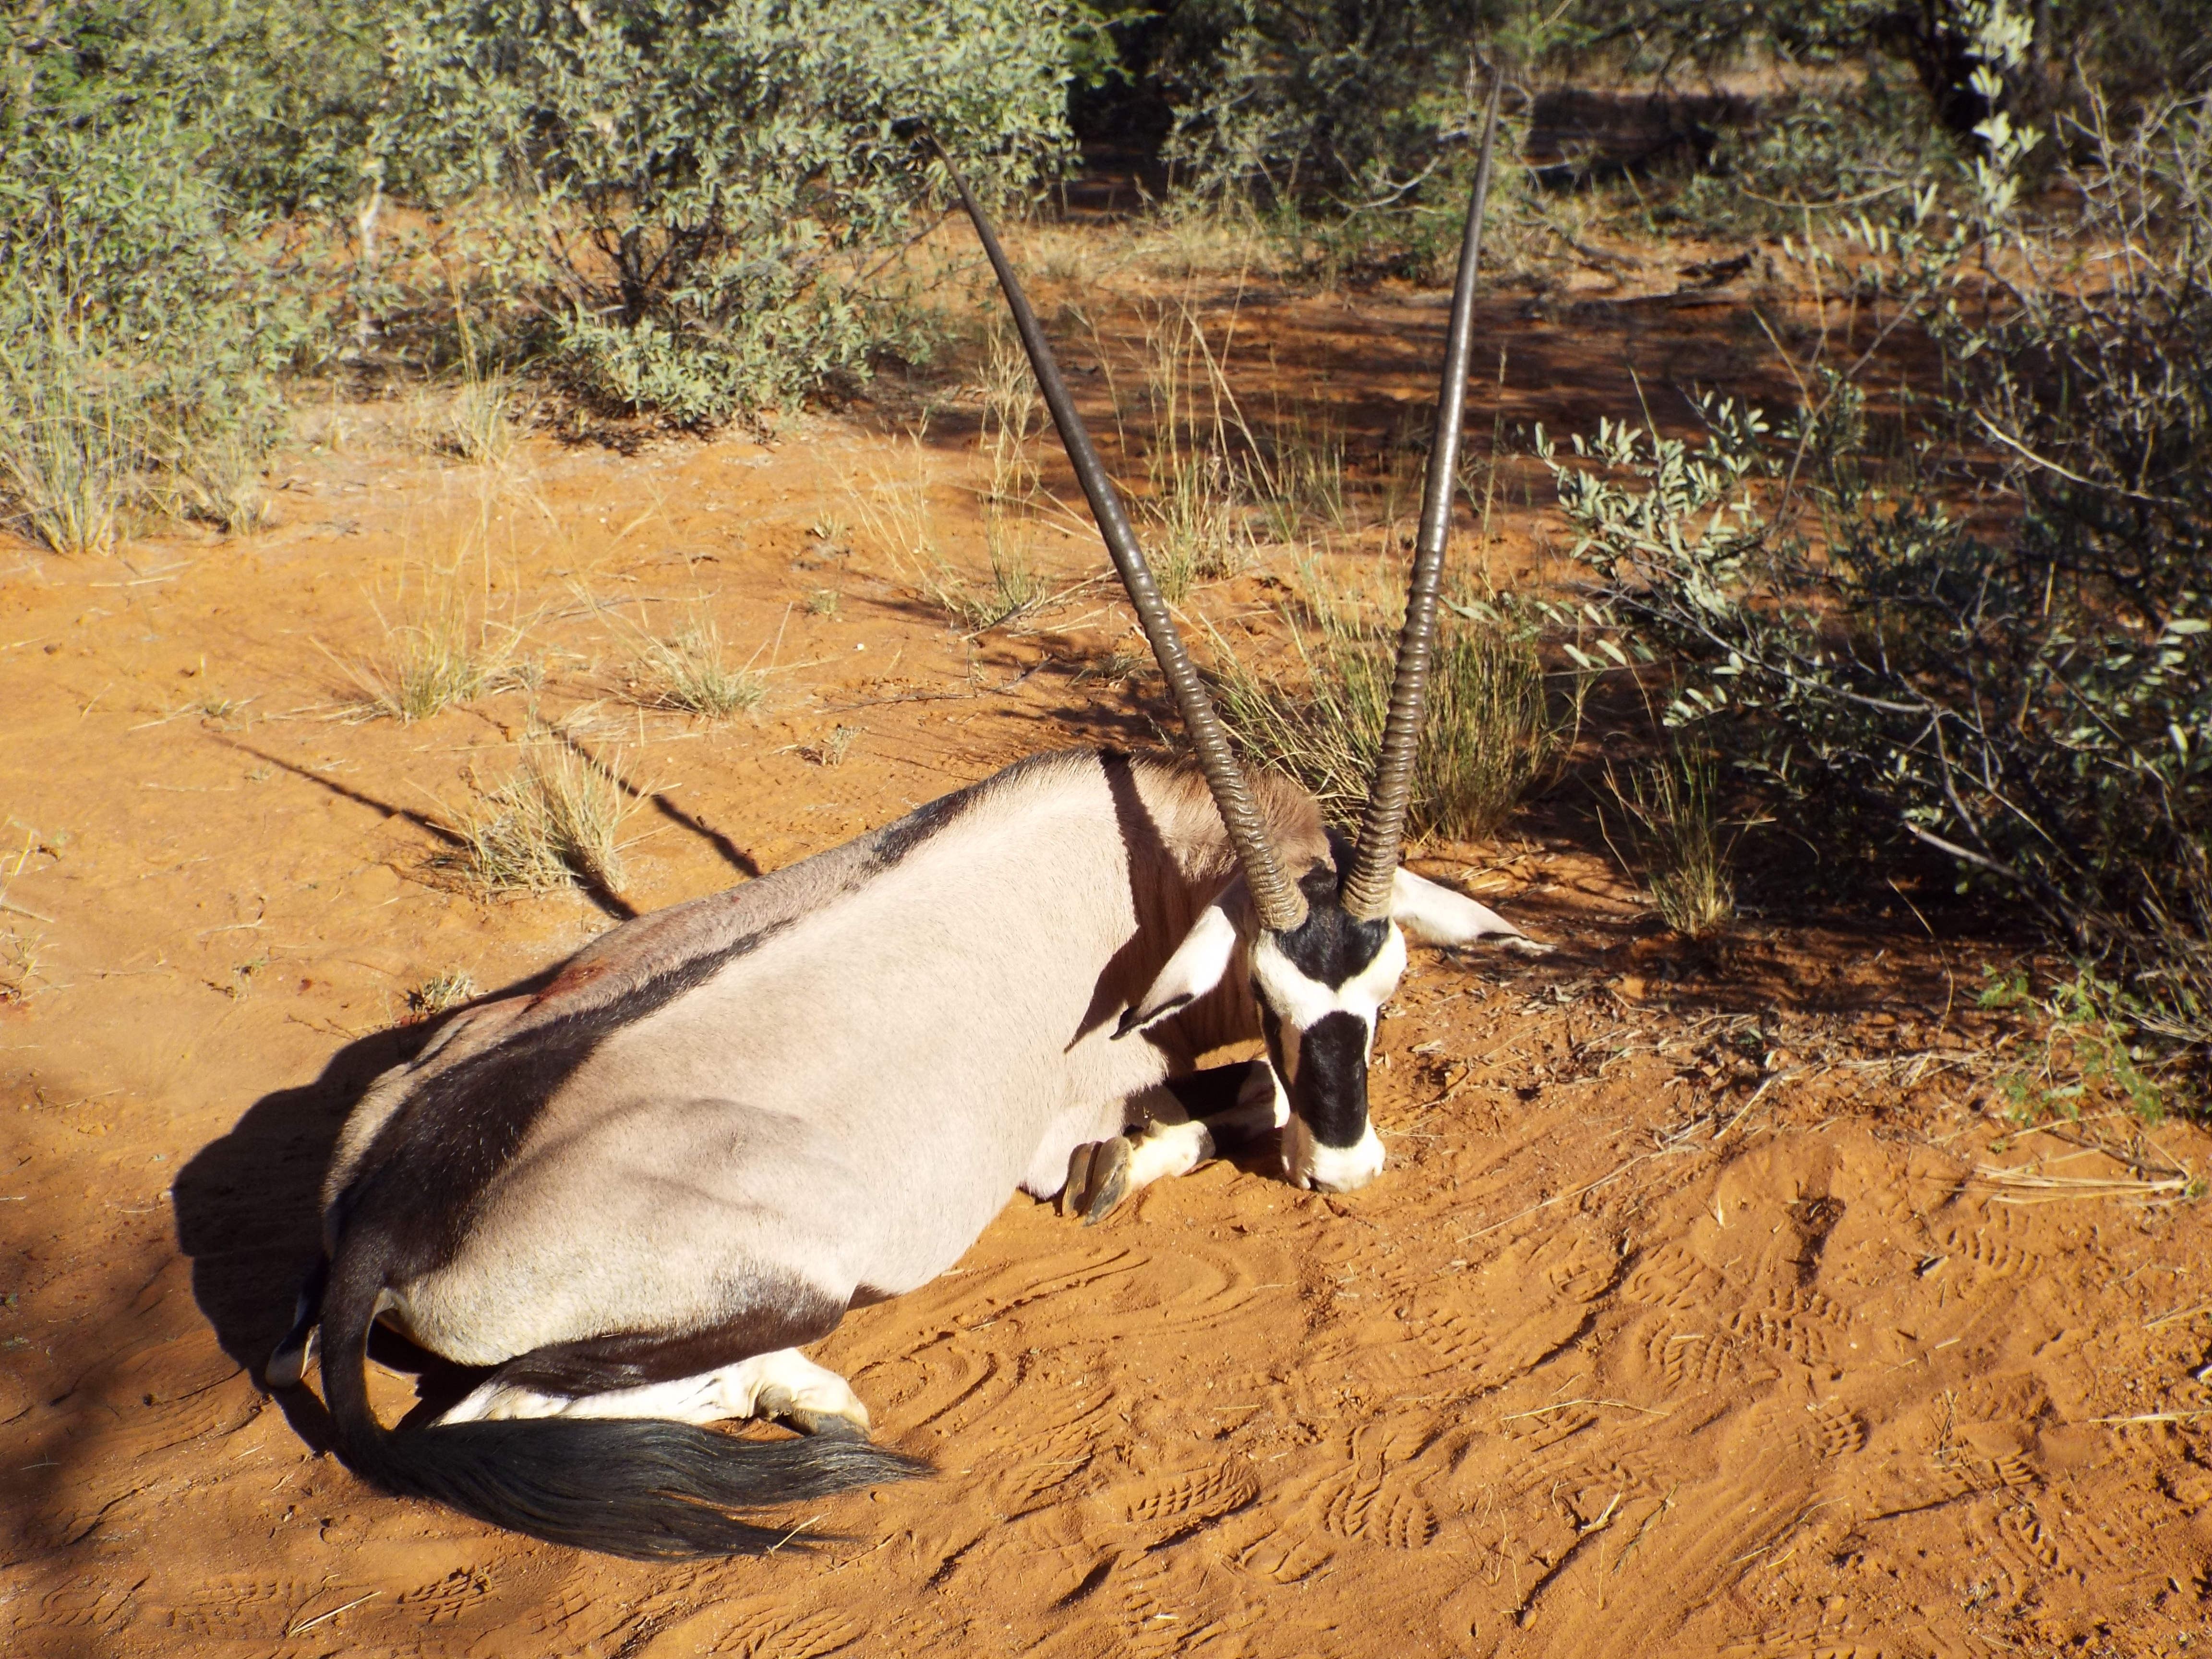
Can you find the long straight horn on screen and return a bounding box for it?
[933,141,1309,932]
[1338,70,1507,923]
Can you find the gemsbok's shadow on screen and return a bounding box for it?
[170,970,557,1448]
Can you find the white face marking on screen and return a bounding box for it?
[1249,923,1407,1031]
[1302,1122,1387,1192]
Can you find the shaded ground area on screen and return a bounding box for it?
[2,251,2207,1658]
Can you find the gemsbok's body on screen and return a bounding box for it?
[275,83,1522,1558]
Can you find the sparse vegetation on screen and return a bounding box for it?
[1132,302,1257,601]
[437,367,520,467]
[0,924,46,1004]
[801,725,862,767]
[926,544,1046,635]
[348,606,496,724]
[1545,18,2212,1093]
[405,969,480,1019]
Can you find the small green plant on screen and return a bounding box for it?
[1605,745,1737,938]
[463,745,633,897]
[1217,578,1564,842]
[1996,969,2178,1126]
[405,969,480,1018]
[927,540,1045,634]
[805,588,842,617]
[801,724,861,766]
[626,616,766,719]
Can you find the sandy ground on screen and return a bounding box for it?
[3,273,2209,1658]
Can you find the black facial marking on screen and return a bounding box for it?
[344,919,792,1277]
[1259,1004,1289,1082]
[1271,832,1390,989]
[1292,1011,1370,1148]
[480,1272,848,1398]
[1114,991,1190,1038]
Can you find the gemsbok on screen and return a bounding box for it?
[272,83,1529,1558]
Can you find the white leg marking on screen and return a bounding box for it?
[438,1347,867,1431]
[1124,1118,1217,1189]
[750,1348,871,1434]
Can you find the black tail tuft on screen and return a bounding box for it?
[318,1236,926,1559]
[362,1418,926,1559]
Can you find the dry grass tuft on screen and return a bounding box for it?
[1217,579,1564,842]
[170,426,275,534]
[439,366,521,466]
[927,539,1045,634]
[462,745,634,897]
[626,615,766,719]
[800,724,860,766]
[0,923,46,1003]
[1606,746,1737,938]
[0,393,132,556]
[1149,450,1252,605]
[405,968,480,1018]
[347,607,502,722]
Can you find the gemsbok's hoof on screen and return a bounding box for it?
[784,1407,872,1442]
[1062,1136,1132,1225]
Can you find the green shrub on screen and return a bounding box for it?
[0,11,322,546]
[1544,54,2212,1070]
[373,0,1093,423]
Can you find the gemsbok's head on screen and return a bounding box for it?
[939,77,1515,1192]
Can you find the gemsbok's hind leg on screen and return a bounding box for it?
[1064,1059,1286,1224]
[440,1347,870,1437]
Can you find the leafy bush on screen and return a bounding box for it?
[1659,70,1965,237]
[0,7,327,547]
[1544,58,2212,1065]
[373,0,1092,423]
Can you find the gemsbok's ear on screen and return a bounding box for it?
[1116,882,1251,1038]
[1390,867,1549,952]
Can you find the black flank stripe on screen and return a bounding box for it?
[344,918,794,1277]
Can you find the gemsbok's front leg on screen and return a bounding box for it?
[1062,1060,1285,1224]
